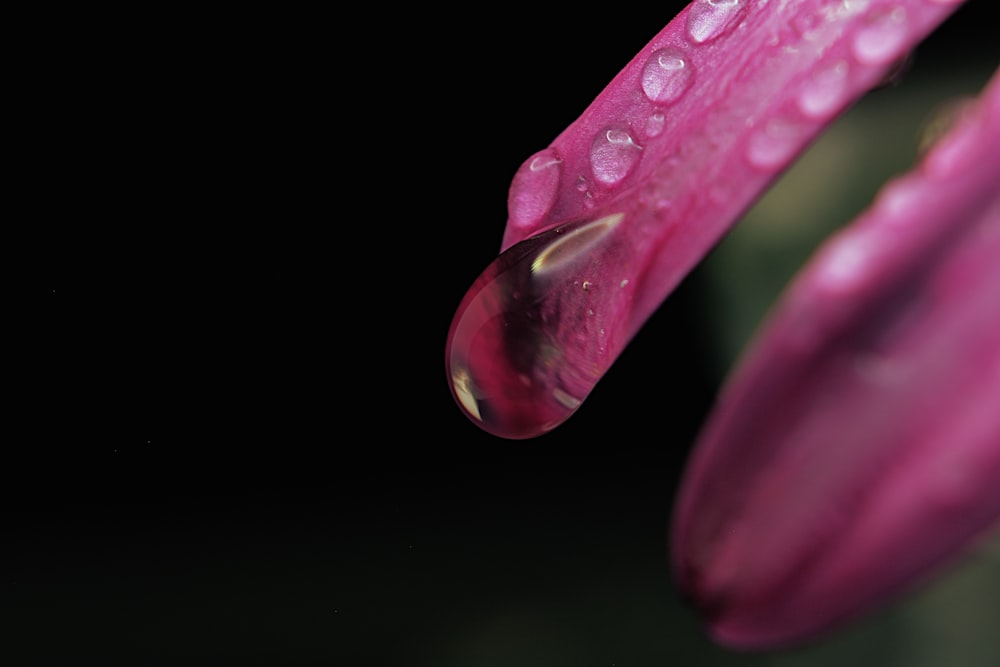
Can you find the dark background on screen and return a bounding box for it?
[23,2,999,665]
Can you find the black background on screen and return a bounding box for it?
[24,2,999,665]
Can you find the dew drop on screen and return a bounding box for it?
[878,178,922,222]
[792,11,824,41]
[746,117,808,170]
[815,227,880,294]
[641,48,693,105]
[645,111,666,138]
[590,127,643,186]
[797,61,849,119]
[445,213,632,439]
[508,148,563,229]
[852,7,908,66]
[840,0,872,16]
[686,0,747,44]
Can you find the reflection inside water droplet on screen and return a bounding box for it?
[445,213,635,439]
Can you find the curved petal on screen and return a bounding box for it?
[446,0,964,439]
[671,65,1000,649]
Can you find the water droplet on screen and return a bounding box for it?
[792,12,824,41]
[645,111,666,138]
[852,7,908,66]
[446,213,632,439]
[508,148,562,229]
[878,178,922,222]
[641,48,693,105]
[815,227,880,295]
[686,0,747,44]
[746,117,808,170]
[797,61,849,118]
[840,0,872,15]
[590,127,642,186]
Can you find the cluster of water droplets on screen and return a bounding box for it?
[745,3,922,172]
[505,0,756,235]
[453,0,943,438]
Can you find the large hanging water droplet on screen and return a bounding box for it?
[641,48,693,105]
[686,0,747,44]
[445,213,634,439]
[508,148,563,230]
[590,127,642,186]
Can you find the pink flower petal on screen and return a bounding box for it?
[447,0,963,439]
[671,65,1000,649]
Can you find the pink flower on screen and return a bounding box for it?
[446,0,999,648]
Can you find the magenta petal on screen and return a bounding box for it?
[671,68,1000,649]
[448,0,964,438]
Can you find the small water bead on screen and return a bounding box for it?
[445,213,632,439]
[508,148,563,229]
[878,179,923,222]
[852,7,909,66]
[797,61,849,119]
[686,0,747,44]
[746,117,809,170]
[590,127,643,186]
[641,48,693,105]
[814,226,882,295]
[645,111,666,138]
[792,11,824,42]
[834,0,872,19]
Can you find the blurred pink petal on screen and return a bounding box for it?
[671,66,1000,649]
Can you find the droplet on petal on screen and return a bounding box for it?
[590,127,643,186]
[641,48,694,105]
[446,213,633,439]
[686,0,748,44]
[745,117,809,170]
[508,148,563,229]
[852,7,909,66]
[797,61,850,119]
[645,111,667,138]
